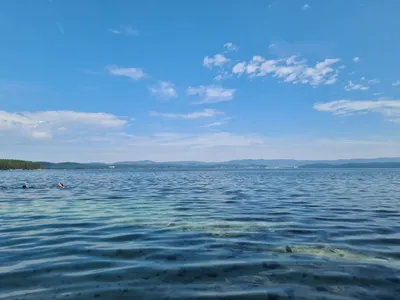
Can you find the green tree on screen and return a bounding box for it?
[0,159,43,170]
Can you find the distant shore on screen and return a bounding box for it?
[2,158,400,170]
[0,159,43,170]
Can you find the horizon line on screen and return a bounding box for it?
[2,157,400,164]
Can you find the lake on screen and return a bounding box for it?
[0,169,399,299]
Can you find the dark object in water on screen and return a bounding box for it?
[263,262,281,269]
[58,183,64,188]
[22,184,27,189]
[285,245,293,253]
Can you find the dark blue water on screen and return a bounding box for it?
[0,169,399,299]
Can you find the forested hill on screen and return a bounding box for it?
[2,159,400,170]
[0,159,43,170]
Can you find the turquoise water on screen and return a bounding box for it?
[0,169,399,300]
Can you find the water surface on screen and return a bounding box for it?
[1,169,399,299]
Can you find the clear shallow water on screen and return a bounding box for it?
[0,169,399,300]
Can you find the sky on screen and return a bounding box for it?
[1,0,400,162]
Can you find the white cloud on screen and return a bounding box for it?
[232,62,246,74]
[109,26,139,36]
[149,81,177,98]
[187,85,235,104]
[200,117,231,128]
[302,4,310,10]
[345,80,370,91]
[214,70,232,81]
[149,132,264,149]
[214,74,224,81]
[203,43,237,71]
[353,57,360,63]
[223,42,238,52]
[368,78,380,84]
[0,110,127,139]
[31,131,52,139]
[200,121,225,128]
[2,110,399,162]
[107,65,148,80]
[3,128,400,162]
[230,55,341,87]
[313,99,400,122]
[150,109,223,119]
[203,54,229,69]
[23,111,126,127]
[392,80,400,86]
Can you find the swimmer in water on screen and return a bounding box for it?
[22,184,28,189]
[58,183,64,188]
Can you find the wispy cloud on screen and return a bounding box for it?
[200,122,225,128]
[392,80,400,86]
[368,78,380,84]
[187,85,235,104]
[203,43,239,80]
[149,81,177,98]
[200,117,231,128]
[353,57,360,63]
[150,109,223,119]
[107,65,148,80]
[223,42,238,52]
[231,55,341,87]
[345,80,370,91]
[214,69,232,82]
[214,73,226,81]
[153,132,264,148]
[0,110,127,139]
[3,123,400,161]
[302,4,310,10]
[56,22,64,34]
[313,99,400,122]
[203,54,229,69]
[109,26,139,36]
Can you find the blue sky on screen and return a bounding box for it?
[1,0,400,162]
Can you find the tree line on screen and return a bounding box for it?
[0,159,43,170]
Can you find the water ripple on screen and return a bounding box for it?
[0,169,399,299]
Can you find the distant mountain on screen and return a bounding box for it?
[222,158,400,166]
[222,159,301,166]
[113,160,156,165]
[315,157,400,165]
[36,157,400,169]
[300,162,400,169]
[40,162,106,169]
[113,159,305,166]
[159,161,211,166]
[113,160,211,166]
